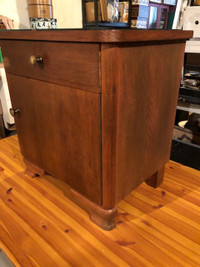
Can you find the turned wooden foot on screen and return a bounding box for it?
[89,207,117,231]
[66,188,117,230]
[24,158,45,178]
[145,165,165,188]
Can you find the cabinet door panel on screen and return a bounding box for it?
[7,74,102,204]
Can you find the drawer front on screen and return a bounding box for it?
[1,40,100,92]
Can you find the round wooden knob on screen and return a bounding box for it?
[29,55,36,65]
[29,55,43,65]
[10,108,20,117]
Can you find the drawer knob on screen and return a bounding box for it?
[10,108,20,117]
[29,55,43,65]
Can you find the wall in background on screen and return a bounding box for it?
[0,0,29,29]
[0,0,82,29]
[54,0,82,28]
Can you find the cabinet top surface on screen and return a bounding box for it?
[0,29,193,43]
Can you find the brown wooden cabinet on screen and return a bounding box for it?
[0,29,192,230]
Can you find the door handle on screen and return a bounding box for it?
[29,55,43,65]
[10,108,20,117]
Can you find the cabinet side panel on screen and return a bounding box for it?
[115,42,186,203]
[7,74,102,204]
[101,45,118,209]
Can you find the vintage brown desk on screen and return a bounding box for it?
[0,29,192,230]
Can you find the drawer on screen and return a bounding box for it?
[1,40,100,92]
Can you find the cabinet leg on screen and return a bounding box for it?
[69,189,117,231]
[89,207,117,231]
[24,158,45,178]
[145,165,165,188]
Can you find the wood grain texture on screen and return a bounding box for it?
[0,29,193,43]
[114,42,186,203]
[0,135,200,266]
[1,40,100,92]
[101,44,118,209]
[7,74,102,204]
[145,165,165,188]
[0,29,192,229]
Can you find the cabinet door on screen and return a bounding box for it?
[7,74,102,204]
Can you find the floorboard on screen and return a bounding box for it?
[0,135,200,267]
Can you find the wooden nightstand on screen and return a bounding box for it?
[0,29,192,230]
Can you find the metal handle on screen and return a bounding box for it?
[10,108,20,117]
[29,55,43,65]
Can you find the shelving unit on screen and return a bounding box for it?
[171,58,200,170]
[171,79,200,170]
[82,0,177,29]
[177,86,200,113]
[171,139,200,170]
[82,0,132,28]
[170,2,200,170]
[177,102,200,114]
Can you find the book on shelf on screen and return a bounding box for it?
[85,1,102,22]
[100,0,108,21]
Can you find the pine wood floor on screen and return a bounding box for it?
[0,135,199,267]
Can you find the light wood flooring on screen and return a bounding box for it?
[0,135,200,267]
